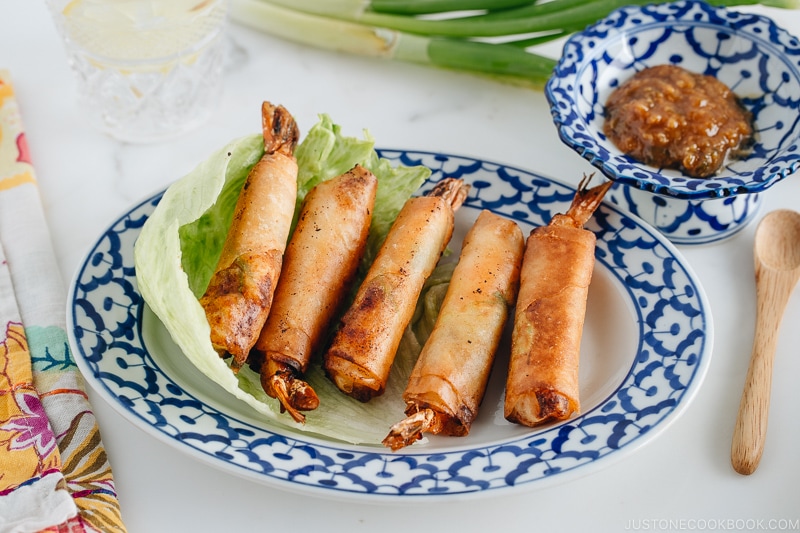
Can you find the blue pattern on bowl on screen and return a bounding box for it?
[606,183,763,244]
[546,0,800,242]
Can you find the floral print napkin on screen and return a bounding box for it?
[0,70,126,532]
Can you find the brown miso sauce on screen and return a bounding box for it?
[603,65,753,178]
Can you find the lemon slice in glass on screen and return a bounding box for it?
[62,0,224,62]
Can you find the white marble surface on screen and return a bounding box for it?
[4,2,800,532]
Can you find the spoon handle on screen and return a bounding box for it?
[730,273,794,475]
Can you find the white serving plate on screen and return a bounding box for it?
[67,149,712,501]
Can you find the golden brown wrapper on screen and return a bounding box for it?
[400,210,524,438]
[257,164,377,375]
[504,223,596,427]
[255,166,378,421]
[324,178,467,402]
[200,102,299,370]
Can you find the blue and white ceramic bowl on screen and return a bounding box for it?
[546,0,800,245]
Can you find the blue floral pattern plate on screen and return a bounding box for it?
[546,0,800,200]
[67,150,713,500]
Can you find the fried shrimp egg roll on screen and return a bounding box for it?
[504,176,612,427]
[383,210,524,451]
[255,165,378,423]
[324,178,469,402]
[199,102,299,371]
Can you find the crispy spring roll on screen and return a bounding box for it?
[324,178,469,402]
[383,210,524,451]
[255,165,378,423]
[199,102,299,371]
[504,176,612,427]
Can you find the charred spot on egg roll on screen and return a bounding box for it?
[199,102,299,371]
[384,210,524,450]
[255,164,378,423]
[504,176,612,427]
[323,178,469,402]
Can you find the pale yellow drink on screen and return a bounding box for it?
[48,0,229,142]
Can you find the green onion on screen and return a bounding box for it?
[270,0,798,38]
[369,0,536,15]
[231,0,557,88]
[503,29,570,49]
[231,0,405,58]
[231,0,800,88]
[427,38,556,83]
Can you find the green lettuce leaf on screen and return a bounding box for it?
[134,115,433,444]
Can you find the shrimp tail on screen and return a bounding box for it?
[262,101,299,157]
[427,177,470,211]
[551,173,612,229]
[382,408,441,451]
[263,369,320,424]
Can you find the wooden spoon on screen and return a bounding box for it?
[731,209,800,475]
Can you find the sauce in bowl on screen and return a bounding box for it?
[603,65,753,178]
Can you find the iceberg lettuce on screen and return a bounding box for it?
[134,115,436,444]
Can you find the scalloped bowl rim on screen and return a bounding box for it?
[545,0,800,200]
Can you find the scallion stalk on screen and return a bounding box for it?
[466,0,602,21]
[246,0,800,38]
[427,38,556,83]
[369,0,536,15]
[230,0,557,88]
[232,0,800,89]
[357,0,800,38]
[231,0,405,58]
[503,29,570,48]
